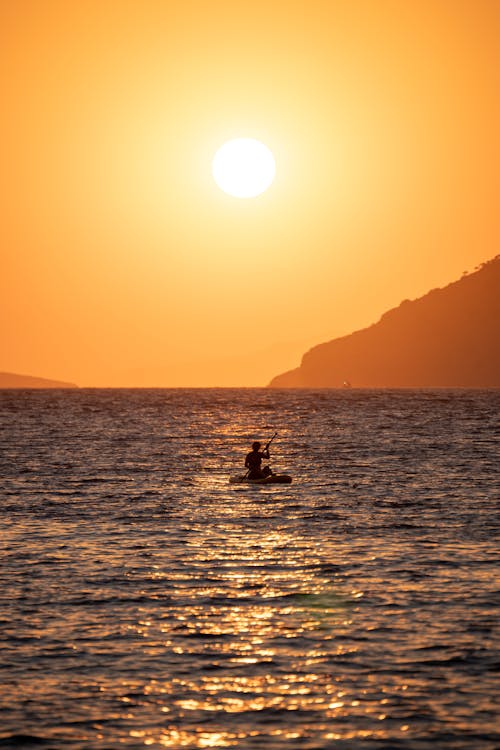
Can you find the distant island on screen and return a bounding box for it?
[0,372,78,389]
[269,255,500,388]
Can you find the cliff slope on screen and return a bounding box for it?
[0,372,78,388]
[269,255,500,387]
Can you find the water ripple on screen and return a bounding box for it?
[0,388,498,749]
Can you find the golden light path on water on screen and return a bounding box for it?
[110,524,409,748]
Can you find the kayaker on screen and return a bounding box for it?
[245,441,272,480]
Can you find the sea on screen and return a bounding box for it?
[0,388,498,750]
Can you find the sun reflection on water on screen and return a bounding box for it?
[117,527,372,747]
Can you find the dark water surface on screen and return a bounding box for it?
[0,389,498,749]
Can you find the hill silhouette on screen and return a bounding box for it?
[0,372,78,389]
[269,255,500,388]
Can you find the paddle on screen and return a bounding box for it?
[264,431,278,455]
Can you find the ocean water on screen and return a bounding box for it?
[0,388,498,750]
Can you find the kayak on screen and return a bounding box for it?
[229,474,292,485]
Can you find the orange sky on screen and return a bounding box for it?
[1,0,499,386]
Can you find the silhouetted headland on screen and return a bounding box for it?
[0,372,78,389]
[269,255,500,388]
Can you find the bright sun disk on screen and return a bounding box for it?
[212,138,275,198]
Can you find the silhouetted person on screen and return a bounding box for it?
[245,441,272,479]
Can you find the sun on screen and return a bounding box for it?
[212,138,275,198]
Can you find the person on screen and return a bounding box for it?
[245,441,273,479]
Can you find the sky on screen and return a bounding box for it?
[1,0,499,387]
